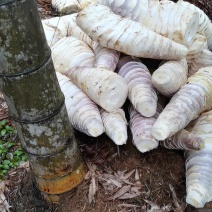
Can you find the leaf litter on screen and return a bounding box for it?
[85,162,143,207]
[0,161,29,212]
[0,181,11,212]
[85,161,175,211]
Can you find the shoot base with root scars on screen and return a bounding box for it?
[135,139,158,153]
[186,187,208,208]
[151,124,171,141]
[113,133,127,145]
[87,120,104,137]
[137,100,157,118]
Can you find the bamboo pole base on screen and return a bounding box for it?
[35,161,87,201]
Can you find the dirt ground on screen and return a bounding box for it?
[5,130,212,212]
[6,131,186,212]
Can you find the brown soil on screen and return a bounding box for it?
[7,131,187,212]
[5,130,211,212]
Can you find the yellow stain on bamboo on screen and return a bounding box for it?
[35,161,87,194]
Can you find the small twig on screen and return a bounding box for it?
[116,145,120,158]
[169,184,182,211]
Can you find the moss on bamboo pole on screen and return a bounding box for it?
[0,0,86,201]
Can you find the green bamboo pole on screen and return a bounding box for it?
[0,0,86,201]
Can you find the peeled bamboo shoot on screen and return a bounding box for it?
[42,14,120,71]
[56,72,104,137]
[51,0,80,14]
[51,37,95,74]
[161,129,204,151]
[118,56,158,117]
[42,14,95,47]
[76,4,188,60]
[97,0,199,45]
[187,34,207,65]
[129,102,163,153]
[152,59,188,97]
[177,0,212,50]
[93,44,120,71]
[66,67,128,112]
[100,108,128,145]
[184,110,212,208]
[189,49,212,76]
[152,66,212,140]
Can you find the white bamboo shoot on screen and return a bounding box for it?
[66,67,128,112]
[189,49,212,76]
[97,0,199,45]
[129,102,163,153]
[42,14,95,47]
[184,110,212,208]
[93,44,120,71]
[76,4,188,60]
[42,14,120,71]
[100,108,128,145]
[152,66,212,140]
[152,59,188,97]
[51,0,80,14]
[118,56,158,117]
[51,37,95,74]
[177,0,212,50]
[186,34,207,66]
[56,72,104,137]
[161,129,204,151]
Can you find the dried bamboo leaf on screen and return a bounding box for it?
[88,177,97,204]
[107,185,131,200]
[110,179,122,188]
[118,192,141,200]
[144,200,160,208]
[169,184,182,210]
[122,180,136,186]
[122,170,135,180]
[131,186,142,194]
[135,169,139,182]
[85,171,91,180]
[118,203,140,208]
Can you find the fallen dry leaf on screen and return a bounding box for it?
[85,164,143,204]
[118,192,141,200]
[110,179,122,188]
[118,203,140,208]
[131,186,142,194]
[102,180,118,192]
[107,185,131,200]
[88,177,97,204]
[144,199,160,208]
[122,179,136,186]
[122,170,135,180]
[135,169,141,186]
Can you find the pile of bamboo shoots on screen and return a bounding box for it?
[42,0,212,209]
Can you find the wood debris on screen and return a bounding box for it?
[0,181,11,212]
